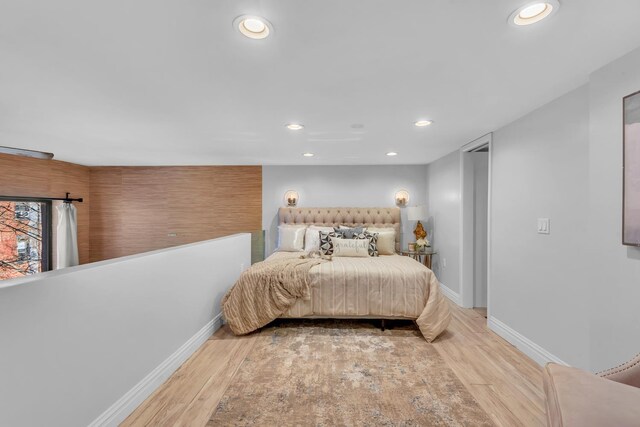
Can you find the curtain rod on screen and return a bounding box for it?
[0,192,83,203]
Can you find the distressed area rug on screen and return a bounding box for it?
[209,319,493,426]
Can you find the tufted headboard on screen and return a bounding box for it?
[278,207,401,252]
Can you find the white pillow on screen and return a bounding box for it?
[330,237,370,257]
[278,225,306,252]
[304,225,335,252]
[366,227,396,255]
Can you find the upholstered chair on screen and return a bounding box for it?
[543,353,640,426]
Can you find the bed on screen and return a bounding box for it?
[222,207,450,342]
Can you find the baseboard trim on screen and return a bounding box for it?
[88,313,224,427]
[439,283,462,306]
[487,316,568,367]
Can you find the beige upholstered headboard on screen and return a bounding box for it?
[278,207,401,252]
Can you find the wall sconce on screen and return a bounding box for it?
[395,190,409,207]
[284,190,299,207]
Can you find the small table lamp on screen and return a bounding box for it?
[407,206,427,241]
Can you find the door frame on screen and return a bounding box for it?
[459,133,492,313]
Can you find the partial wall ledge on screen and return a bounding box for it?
[0,233,251,427]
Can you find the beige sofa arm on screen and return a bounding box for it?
[597,353,640,388]
[544,363,640,427]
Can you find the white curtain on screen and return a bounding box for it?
[56,203,79,269]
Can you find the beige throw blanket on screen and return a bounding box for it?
[222,256,328,335]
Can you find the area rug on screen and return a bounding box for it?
[209,319,493,426]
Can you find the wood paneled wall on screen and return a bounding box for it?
[89,166,262,262]
[0,153,91,264]
[1,154,262,265]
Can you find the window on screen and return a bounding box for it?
[16,238,29,261]
[0,198,52,280]
[14,203,30,219]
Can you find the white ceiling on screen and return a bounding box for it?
[1,0,640,166]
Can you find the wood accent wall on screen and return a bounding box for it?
[89,166,262,262]
[0,154,261,265]
[0,153,91,264]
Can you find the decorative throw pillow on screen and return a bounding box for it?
[330,237,370,257]
[304,225,335,252]
[277,225,306,252]
[364,231,379,257]
[366,228,395,255]
[335,226,364,239]
[319,231,342,255]
[352,231,379,257]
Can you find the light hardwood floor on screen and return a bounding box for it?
[122,301,546,427]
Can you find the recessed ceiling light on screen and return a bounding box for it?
[286,123,304,130]
[233,15,272,40]
[509,1,559,26]
[386,152,398,156]
[243,18,265,33]
[302,152,314,157]
[414,120,433,127]
[520,3,547,18]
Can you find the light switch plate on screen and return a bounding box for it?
[537,218,550,234]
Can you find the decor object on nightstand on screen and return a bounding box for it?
[395,190,409,207]
[407,206,428,242]
[415,237,429,251]
[284,190,299,207]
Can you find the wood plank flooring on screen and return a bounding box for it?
[122,301,546,426]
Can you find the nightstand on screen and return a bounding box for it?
[399,248,437,269]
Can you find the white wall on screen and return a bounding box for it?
[262,165,428,254]
[425,151,461,294]
[587,48,640,372]
[488,47,640,371]
[435,46,640,371]
[490,86,591,369]
[0,234,250,427]
[472,152,488,308]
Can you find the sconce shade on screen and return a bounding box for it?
[407,206,426,221]
[395,190,409,207]
[284,190,299,207]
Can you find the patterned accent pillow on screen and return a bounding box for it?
[319,231,343,255]
[352,231,379,257]
[334,226,364,239]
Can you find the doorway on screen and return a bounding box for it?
[460,134,491,319]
